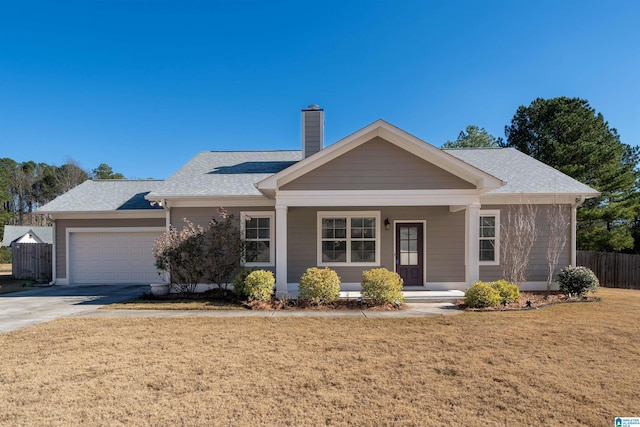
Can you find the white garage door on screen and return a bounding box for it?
[69,232,161,284]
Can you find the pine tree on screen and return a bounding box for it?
[504,97,640,252]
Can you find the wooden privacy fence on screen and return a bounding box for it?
[577,250,640,289]
[12,243,52,282]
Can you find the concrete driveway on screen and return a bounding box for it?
[0,284,149,334]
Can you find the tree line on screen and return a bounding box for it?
[0,160,124,232]
[444,96,640,254]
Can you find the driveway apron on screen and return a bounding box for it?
[0,284,149,334]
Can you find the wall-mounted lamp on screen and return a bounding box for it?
[384,218,390,230]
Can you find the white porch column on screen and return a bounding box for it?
[465,203,481,284]
[571,204,577,266]
[275,204,288,297]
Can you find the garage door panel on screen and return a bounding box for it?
[70,232,161,284]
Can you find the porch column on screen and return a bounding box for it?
[465,203,481,284]
[275,204,288,298]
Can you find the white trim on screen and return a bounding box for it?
[277,190,481,207]
[393,220,427,286]
[479,210,500,266]
[426,282,467,291]
[317,211,381,267]
[480,194,597,205]
[46,211,165,220]
[154,197,275,208]
[65,227,166,285]
[240,211,275,267]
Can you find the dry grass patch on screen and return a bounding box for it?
[0,288,638,426]
[0,263,11,274]
[106,298,246,310]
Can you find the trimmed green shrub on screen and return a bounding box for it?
[464,281,502,308]
[243,270,275,301]
[232,270,253,299]
[0,247,11,264]
[490,279,521,304]
[361,268,404,305]
[298,267,341,304]
[557,265,599,296]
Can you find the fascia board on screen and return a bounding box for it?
[480,192,600,205]
[45,210,166,220]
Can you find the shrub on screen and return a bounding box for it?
[490,279,521,304]
[232,269,253,299]
[242,270,275,302]
[557,265,599,296]
[298,267,340,304]
[0,247,11,264]
[464,281,502,308]
[361,268,404,305]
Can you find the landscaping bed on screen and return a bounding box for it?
[457,291,600,311]
[107,288,405,311]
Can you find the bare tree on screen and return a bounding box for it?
[55,159,89,193]
[546,204,570,296]
[501,203,539,284]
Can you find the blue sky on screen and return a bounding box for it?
[1,1,638,180]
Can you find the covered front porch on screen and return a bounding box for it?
[272,200,485,298]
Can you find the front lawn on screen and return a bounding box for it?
[0,288,637,426]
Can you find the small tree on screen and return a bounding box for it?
[154,219,206,294]
[201,209,244,291]
[546,204,570,295]
[501,203,539,284]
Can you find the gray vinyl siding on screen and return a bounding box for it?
[282,137,476,191]
[170,207,274,229]
[55,218,165,280]
[287,206,465,284]
[302,109,323,158]
[479,204,572,283]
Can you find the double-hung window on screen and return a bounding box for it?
[241,212,274,266]
[479,210,500,265]
[318,211,380,266]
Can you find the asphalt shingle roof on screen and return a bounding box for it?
[445,147,599,195]
[1,226,53,246]
[38,180,166,212]
[37,147,598,214]
[147,151,301,198]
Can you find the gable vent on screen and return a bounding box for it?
[302,105,324,158]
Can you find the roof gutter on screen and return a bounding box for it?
[48,217,56,286]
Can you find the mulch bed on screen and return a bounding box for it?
[456,291,600,311]
[146,288,404,311]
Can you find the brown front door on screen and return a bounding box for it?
[396,223,424,286]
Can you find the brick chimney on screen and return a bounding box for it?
[302,104,324,158]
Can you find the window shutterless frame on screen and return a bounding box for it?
[317,211,381,267]
[240,212,275,267]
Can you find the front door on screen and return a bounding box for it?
[396,223,424,286]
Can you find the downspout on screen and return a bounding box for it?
[571,195,586,266]
[48,216,57,286]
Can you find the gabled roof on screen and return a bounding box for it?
[147,151,301,199]
[257,120,504,195]
[38,180,166,213]
[446,148,600,196]
[1,226,53,247]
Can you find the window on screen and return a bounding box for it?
[241,212,274,266]
[479,210,500,265]
[318,211,380,266]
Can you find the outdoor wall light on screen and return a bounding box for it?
[384,218,390,230]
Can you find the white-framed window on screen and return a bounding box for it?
[479,210,500,265]
[241,212,275,267]
[317,211,380,266]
